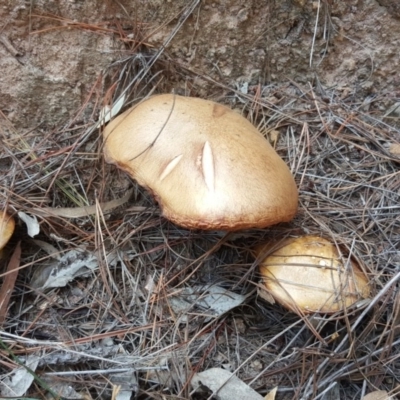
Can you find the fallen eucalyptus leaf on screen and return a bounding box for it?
[45,381,83,399]
[191,367,263,400]
[0,355,40,397]
[0,242,21,326]
[36,189,133,218]
[169,285,246,323]
[31,248,98,289]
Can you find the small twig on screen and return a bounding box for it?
[309,0,321,67]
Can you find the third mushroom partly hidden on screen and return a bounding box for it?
[103,94,298,231]
[0,210,14,252]
[255,235,371,314]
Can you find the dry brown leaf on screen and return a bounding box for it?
[361,390,390,400]
[268,130,280,146]
[389,143,400,156]
[264,386,278,400]
[257,285,276,305]
[0,242,21,326]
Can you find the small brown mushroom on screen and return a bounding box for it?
[255,235,370,314]
[103,94,298,230]
[0,211,15,251]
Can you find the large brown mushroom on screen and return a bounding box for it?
[103,94,298,230]
[255,235,371,314]
[0,211,15,251]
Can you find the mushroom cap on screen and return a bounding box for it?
[255,235,370,314]
[0,211,15,250]
[103,94,298,230]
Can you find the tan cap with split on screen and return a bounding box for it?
[103,94,298,230]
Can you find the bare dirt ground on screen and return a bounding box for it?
[1,1,400,399]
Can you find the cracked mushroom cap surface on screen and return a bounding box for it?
[0,211,15,250]
[255,235,371,314]
[103,94,298,230]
